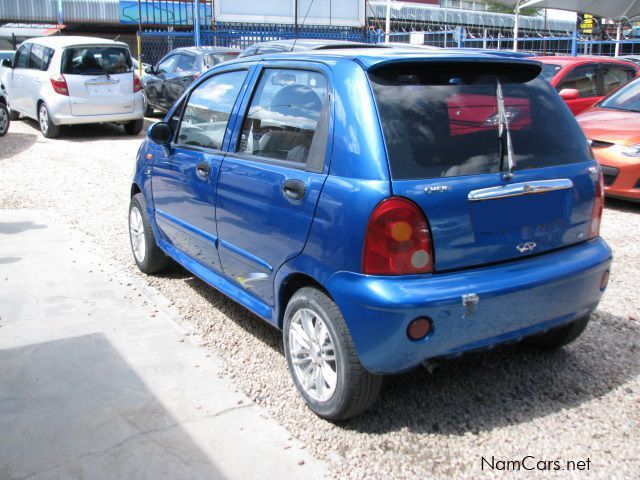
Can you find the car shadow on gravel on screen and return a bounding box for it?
[344,311,640,434]
[605,197,640,214]
[168,268,640,435]
[17,118,155,141]
[175,272,283,351]
[0,132,38,159]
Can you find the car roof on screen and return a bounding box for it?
[169,46,241,55]
[228,47,541,70]
[21,35,129,49]
[535,55,634,66]
[245,38,376,50]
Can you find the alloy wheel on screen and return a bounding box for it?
[288,308,338,402]
[129,205,146,263]
[39,104,49,134]
[0,106,7,134]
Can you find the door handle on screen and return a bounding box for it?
[196,160,211,180]
[282,179,306,201]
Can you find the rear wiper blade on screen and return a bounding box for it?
[496,79,515,180]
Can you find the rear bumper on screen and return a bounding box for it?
[325,238,612,374]
[47,92,145,125]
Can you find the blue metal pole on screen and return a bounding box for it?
[57,0,64,25]
[571,30,578,56]
[194,0,201,47]
[458,27,465,48]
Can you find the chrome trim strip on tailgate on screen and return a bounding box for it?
[468,179,573,202]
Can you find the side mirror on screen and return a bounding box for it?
[1,59,12,68]
[144,65,153,74]
[559,88,580,101]
[149,122,173,145]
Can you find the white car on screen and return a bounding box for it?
[0,36,145,138]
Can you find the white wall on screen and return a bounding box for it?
[215,0,364,27]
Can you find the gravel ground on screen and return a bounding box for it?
[1,119,639,479]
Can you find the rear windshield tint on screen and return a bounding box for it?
[369,62,589,180]
[204,52,239,69]
[62,46,133,75]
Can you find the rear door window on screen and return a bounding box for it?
[601,66,635,95]
[61,46,132,75]
[557,66,598,97]
[369,62,588,180]
[238,68,328,168]
[28,44,54,71]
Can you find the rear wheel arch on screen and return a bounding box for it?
[131,183,142,198]
[277,272,328,329]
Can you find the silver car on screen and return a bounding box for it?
[0,36,144,138]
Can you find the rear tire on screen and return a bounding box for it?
[144,102,154,117]
[129,193,171,274]
[38,102,60,139]
[0,103,9,136]
[523,315,590,351]
[124,119,144,135]
[283,287,382,421]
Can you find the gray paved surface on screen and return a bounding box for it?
[0,209,327,480]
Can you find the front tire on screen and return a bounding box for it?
[38,103,60,138]
[523,315,590,351]
[124,119,144,135]
[129,193,171,274]
[0,103,9,136]
[283,287,382,421]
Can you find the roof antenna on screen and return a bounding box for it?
[291,0,315,52]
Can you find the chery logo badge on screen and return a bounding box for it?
[516,241,537,253]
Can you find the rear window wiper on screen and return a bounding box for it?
[496,79,516,180]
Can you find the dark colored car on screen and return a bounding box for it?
[536,56,639,115]
[142,46,240,114]
[129,48,611,420]
[238,39,383,58]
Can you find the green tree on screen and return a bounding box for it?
[486,2,542,16]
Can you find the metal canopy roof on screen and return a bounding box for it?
[491,0,640,21]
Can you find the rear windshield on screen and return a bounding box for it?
[369,62,589,180]
[203,52,239,69]
[61,46,133,75]
[540,63,562,81]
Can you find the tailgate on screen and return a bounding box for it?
[369,60,597,271]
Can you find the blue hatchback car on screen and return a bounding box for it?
[129,48,612,420]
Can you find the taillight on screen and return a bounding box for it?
[589,171,604,239]
[133,73,141,93]
[363,197,434,275]
[50,74,68,96]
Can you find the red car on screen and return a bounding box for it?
[536,56,639,115]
